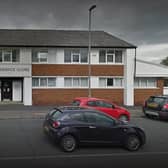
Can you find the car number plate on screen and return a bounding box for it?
[146,110,159,116]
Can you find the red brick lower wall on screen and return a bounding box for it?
[32,89,123,105]
[134,79,164,105]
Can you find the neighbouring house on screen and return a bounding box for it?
[0,29,167,106]
[135,59,168,105]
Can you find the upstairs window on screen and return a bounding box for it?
[99,49,123,64]
[0,49,20,63]
[32,49,48,63]
[64,49,88,63]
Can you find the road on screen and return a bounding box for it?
[0,117,168,167]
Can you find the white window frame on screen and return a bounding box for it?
[32,49,48,64]
[134,78,157,88]
[32,77,57,88]
[99,49,123,64]
[0,49,20,63]
[99,77,124,88]
[64,49,88,64]
[64,77,89,88]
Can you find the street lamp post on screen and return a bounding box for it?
[88,5,96,98]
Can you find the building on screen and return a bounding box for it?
[0,29,167,106]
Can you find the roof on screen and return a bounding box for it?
[136,59,168,77]
[0,29,136,48]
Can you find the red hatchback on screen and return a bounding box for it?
[71,97,130,122]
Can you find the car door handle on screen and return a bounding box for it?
[89,126,96,129]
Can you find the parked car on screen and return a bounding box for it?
[43,106,146,152]
[71,97,130,122]
[143,95,168,120]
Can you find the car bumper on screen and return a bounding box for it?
[144,109,168,120]
[43,123,60,142]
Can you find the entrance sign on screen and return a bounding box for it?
[0,64,31,77]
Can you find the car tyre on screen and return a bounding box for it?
[60,135,77,152]
[119,115,129,122]
[125,135,141,151]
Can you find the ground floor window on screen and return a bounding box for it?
[32,77,56,88]
[134,78,157,88]
[99,77,123,88]
[64,77,88,88]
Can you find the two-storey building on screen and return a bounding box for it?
[0,29,166,106]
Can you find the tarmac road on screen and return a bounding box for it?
[0,117,168,167]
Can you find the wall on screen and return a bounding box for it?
[32,89,123,105]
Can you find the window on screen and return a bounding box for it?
[99,77,123,88]
[71,100,81,106]
[32,78,39,87]
[0,49,20,63]
[32,49,48,63]
[64,49,88,63]
[64,78,72,87]
[96,101,113,108]
[99,49,123,64]
[64,77,88,88]
[87,101,97,107]
[48,78,56,87]
[32,77,57,88]
[134,78,157,88]
[84,112,115,126]
[70,112,85,122]
[115,50,123,63]
[40,78,47,87]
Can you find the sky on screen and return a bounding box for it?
[0,0,168,62]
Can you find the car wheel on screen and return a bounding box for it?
[60,135,77,152]
[119,115,129,122]
[125,135,141,151]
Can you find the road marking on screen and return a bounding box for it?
[1,151,168,160]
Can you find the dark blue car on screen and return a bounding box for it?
[43,106,146,152]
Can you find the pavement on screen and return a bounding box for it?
[0,104,143,119]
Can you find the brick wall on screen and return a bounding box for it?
[32,64,124,76]
[32,89,123,105]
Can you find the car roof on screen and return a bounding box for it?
[150,95,168,98]
[74,97,107,101]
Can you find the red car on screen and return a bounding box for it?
[71,97,130,122]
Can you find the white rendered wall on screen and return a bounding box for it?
[48,48,57,64]
[20,48,32,64]
[124,49,135,106]
[23,77,32,105]
[56,49,64,64]
[13,80,22,101]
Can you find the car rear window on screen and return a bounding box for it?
[50,110,63,119]
[148,97,165,104]
[71,100,81,106]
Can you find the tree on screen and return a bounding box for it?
[160,56,168,66]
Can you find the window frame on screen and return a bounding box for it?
[32,49,48,63]
[99,77,124,88]
[64,77,89,88]
[64,48,88,64]
[134,78,157,88]
[99,49,123,64]
[0,49,20,63]
[32,77,57,88]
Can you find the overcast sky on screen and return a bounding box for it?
[0,0,168,62]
